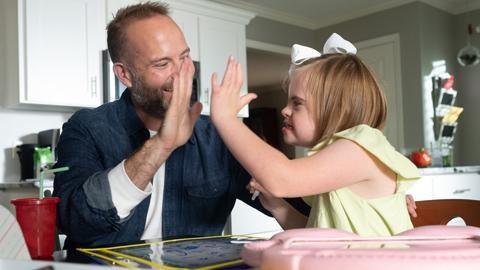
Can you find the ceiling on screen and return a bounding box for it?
[209,0,479,30]
[209,0,480,90]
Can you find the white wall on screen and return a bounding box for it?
[454,9,480,165]
[0,109,71,182]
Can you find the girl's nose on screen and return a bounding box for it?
[281,106,290,118]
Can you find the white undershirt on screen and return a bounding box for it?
[108,130,165,240]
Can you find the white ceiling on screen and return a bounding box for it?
[209,0,479,30]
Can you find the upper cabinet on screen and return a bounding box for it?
[170,9,200,62]
[166,0,254,117]
[0,0,254,113]
[0,0,106,109]
[198,16,248,116]
[105,0,139,24]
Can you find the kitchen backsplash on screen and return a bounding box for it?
[0,108,71,182]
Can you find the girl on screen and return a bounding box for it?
[209,33,420,236]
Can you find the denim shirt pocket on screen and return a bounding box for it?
[185,173,230,198]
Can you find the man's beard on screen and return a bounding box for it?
[129,70,171,119]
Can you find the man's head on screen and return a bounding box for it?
[107,2,191,118]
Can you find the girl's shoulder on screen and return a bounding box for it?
[333,124,420,181]
[333,124,382,143]
[333,124,391,155]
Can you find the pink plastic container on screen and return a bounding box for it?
[11,197,60,260]
[242,226,480,270]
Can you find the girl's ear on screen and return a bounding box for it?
[113,63,133,88]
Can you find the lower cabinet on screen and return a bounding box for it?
[407,168,480,200]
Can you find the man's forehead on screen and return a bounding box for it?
[124,15,186,57]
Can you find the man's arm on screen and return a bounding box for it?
[54,59,202,247]
[53,116,136,247]
[124,58,202,190]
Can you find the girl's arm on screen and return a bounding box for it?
[210,57,377,198]
[249,180,308,229]
[267,199,308,229]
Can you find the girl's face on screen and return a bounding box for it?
[281,72,317,148]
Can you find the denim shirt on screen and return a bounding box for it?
[53,90,269,248]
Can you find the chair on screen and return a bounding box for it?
[411,199,480,227]
[0,205,30,260]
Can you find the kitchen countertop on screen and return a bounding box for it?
[0,179,53,190]
[419,166,480,175]
[0,181,35,189]
[2,167,480,188]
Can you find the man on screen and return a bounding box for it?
[53,2,276,248]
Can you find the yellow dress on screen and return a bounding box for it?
[304,125,420,236]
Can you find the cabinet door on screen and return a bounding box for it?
[432,173,480,200]
[23,0,104,107]
[170,9,199,62]
[198,16,248,117]
[106,0,139,24]
[407,176,433,201]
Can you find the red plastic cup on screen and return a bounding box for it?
[11,197,60,260]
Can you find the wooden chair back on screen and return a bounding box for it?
[412,199,480,227]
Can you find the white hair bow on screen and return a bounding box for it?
[290,33,357,66]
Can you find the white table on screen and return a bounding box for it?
[0,258,123,270]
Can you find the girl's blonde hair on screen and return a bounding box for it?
[294,53,387,143]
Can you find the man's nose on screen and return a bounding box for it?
[167,60,182,81]
[172,60,182,73]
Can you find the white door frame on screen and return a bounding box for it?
[247,40,311,158]
[355,33,405,149]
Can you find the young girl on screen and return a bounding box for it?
[210,33,420,236]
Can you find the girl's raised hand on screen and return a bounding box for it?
[210,56,257,124]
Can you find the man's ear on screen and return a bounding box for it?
[113,63,133,88]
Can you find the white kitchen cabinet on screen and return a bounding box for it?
[106,0,140,23]
[165,0,254,117]
[1,0,105,109]
[407,166,480,201]
[170,9,200,62]
[197,15,249,117]
[407,175,433,201]
[432,173,480,199]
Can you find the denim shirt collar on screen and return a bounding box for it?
[117,89,196,145]
[117,89,148,136]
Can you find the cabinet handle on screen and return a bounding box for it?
[453,188,471,194]
[91,77,97,97]
[203,88,210,105]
